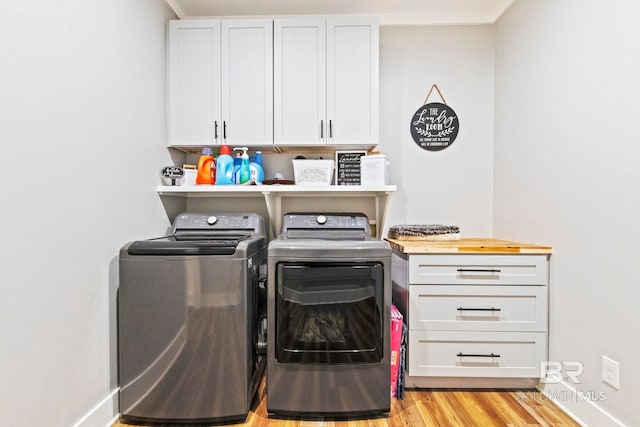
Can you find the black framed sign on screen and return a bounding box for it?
[335,150,367,185]
[410,85,460,151]
[161,166,184,185]
[410,102,459,151]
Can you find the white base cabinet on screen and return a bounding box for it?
[391,247,551,387]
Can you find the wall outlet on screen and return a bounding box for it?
[602,355,620,389]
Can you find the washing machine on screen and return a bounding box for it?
[267,213,392,417]
[118,212,267,424]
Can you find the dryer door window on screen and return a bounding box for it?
[275,262,384,364]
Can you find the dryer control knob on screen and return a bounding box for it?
[207,215,218,225]
[316,215,327,225]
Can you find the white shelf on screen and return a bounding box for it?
[157,184,396,238]
[157,184,396,195]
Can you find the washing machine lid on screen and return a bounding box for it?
[127,235,250,256]
[127,213,265,256]
[280,213,371,241]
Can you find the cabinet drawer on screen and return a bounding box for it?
[409,255,548,285]
[408,331,546,378]
[409,285,547,332]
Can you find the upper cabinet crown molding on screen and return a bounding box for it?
[163,0,516,25]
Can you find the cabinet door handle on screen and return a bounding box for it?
[457,307,501,312]
[457,353,501,358]
[456,268,501,273]
[320,120,324,139]
[214,121,218,140]
[223,121,227,140]
[329,119,333,138]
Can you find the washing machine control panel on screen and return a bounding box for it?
[173,213,260,231]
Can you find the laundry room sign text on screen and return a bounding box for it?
[410,85,460,151]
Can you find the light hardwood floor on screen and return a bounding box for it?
[114,381,580,427]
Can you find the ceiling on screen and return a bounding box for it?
[164,0,516,25]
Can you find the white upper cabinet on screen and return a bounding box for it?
[167,19,273,148]
[327,18,379,146]
[167,20,221,148]
[274,18,326,145]
[221,20,273,147]
[169,17,377,149]
[274,17,379,147]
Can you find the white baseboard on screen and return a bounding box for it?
[70,378,628,427]
[541,378,626,427]
[72,389,119,427]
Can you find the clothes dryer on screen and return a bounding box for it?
[267,213,391,417]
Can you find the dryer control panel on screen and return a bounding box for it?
[281,213,371,240]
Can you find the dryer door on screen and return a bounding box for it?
[275,262,384,364]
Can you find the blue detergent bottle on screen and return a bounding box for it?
[249,151,265,184]
[215,145,234,185]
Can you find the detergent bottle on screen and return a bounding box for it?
[215,145,234,185]
[232,151,241,184]
[249,150,265,184]
[233,147,250,184]
[196,147,215,185]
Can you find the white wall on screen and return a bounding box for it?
[0,1,175,426]
[379,25,495,236]
[494,1,639,425]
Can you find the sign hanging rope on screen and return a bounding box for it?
[423,84,447,106]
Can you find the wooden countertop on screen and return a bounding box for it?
[385,237,552,254]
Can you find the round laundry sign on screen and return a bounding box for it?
[410,102,460,151]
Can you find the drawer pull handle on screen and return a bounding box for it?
[457,268,501,273]
[457,307,501,312]
[457,353,501,358]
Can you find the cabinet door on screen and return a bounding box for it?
[274,18,326,146]
[167,20,221,148]
[221,20,273,147]
[326,18,379,146]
